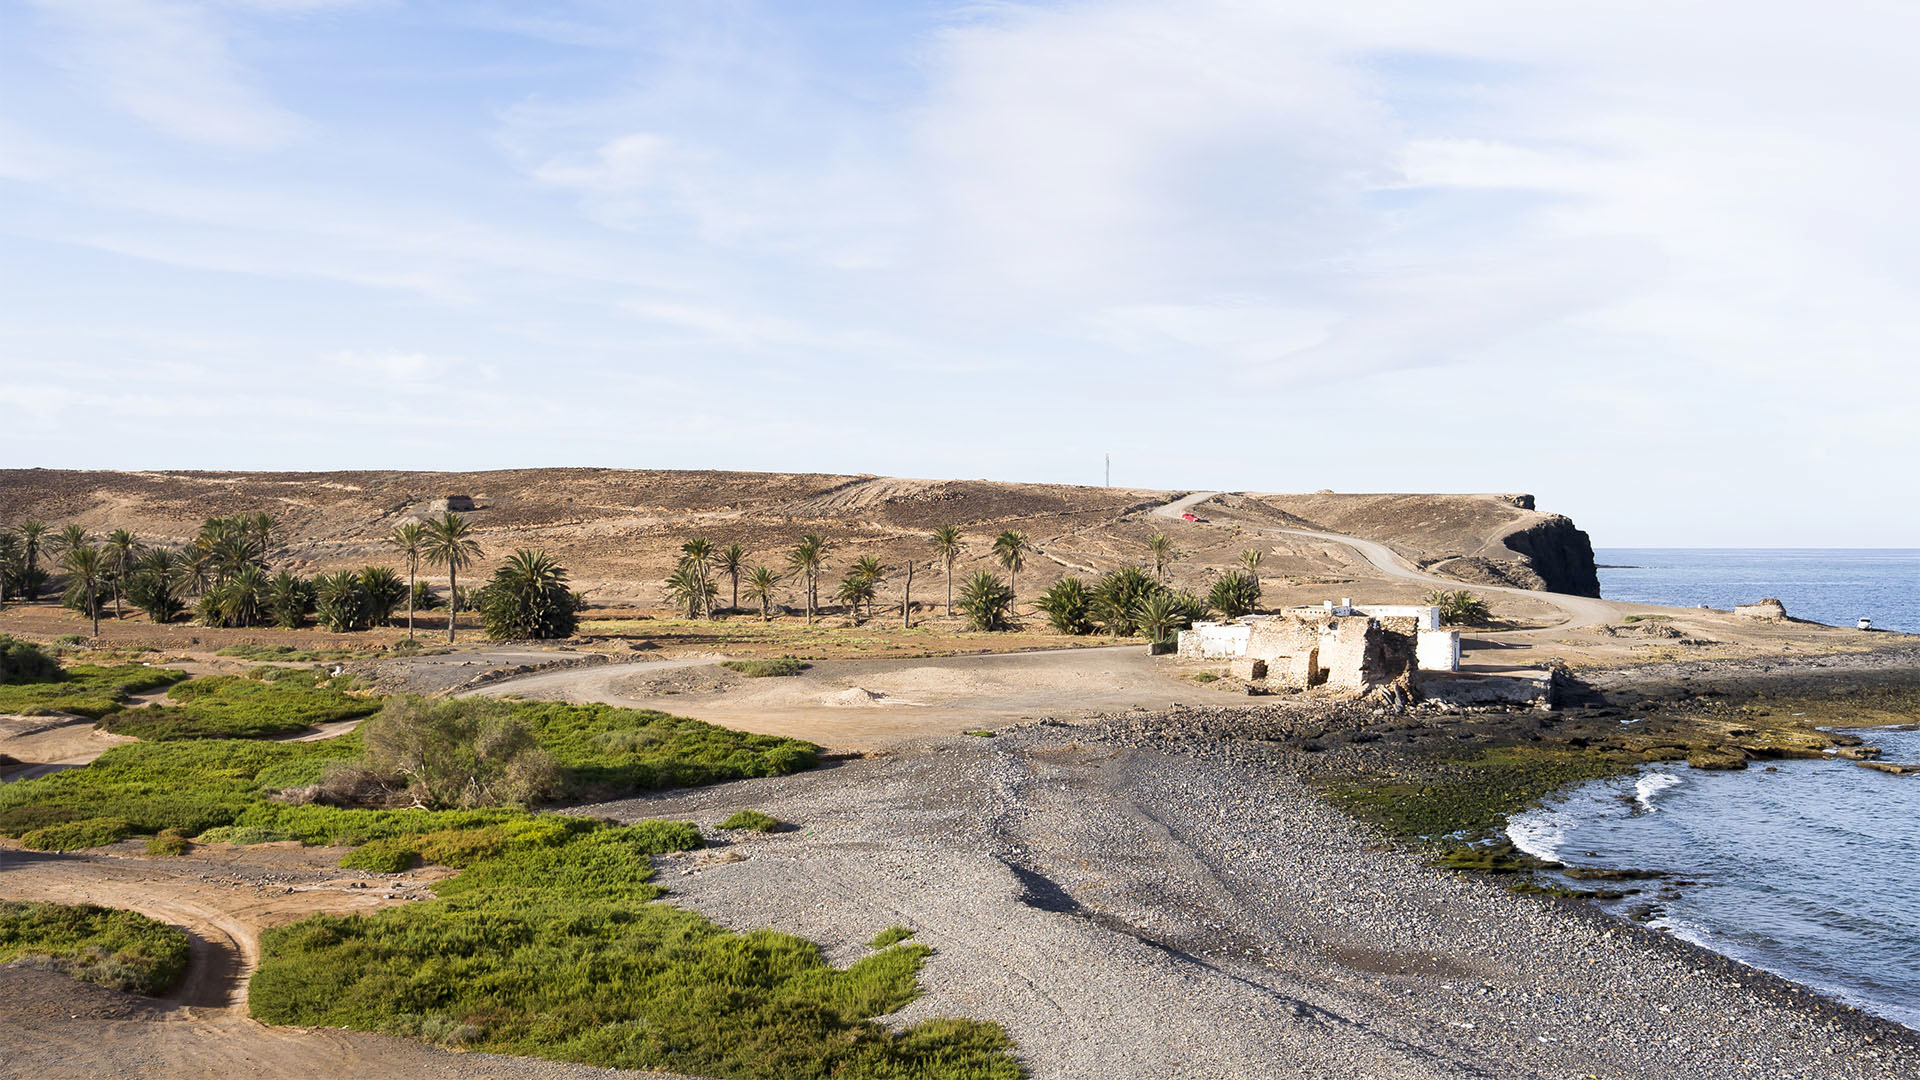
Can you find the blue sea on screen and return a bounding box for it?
[1596,548,1920,633]
[1516,549,1920,1029]
[1508,727,1920,1030]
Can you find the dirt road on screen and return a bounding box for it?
[1156,492,1622,630]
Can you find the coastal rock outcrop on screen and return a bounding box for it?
[1498,514,1601,598]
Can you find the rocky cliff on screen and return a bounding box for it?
[1498,515,1601,598]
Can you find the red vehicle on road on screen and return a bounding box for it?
[1180,512,1202,522]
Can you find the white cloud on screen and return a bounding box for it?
[30,0,299,149]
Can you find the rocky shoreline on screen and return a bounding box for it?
[587,664,1920,1078]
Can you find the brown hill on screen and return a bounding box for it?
[0,469,1598,607]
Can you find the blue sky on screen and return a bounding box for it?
[2,1,1914,546]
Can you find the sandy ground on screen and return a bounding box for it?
[0,715,136,781]
[467,647,1217,750]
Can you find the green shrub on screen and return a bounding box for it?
[719,658,808,678]
[0,663,188,720]
[963,729,996,738]
[145,830,191,856]
[1426,590,1492,627]
[513,702,819,798]
[193,825,301,846]
[719,809,780,832]
[360,698,559,809]
[0,736,361,841]
[0,635,61,684]
[249,822,1016,1078]
[1191,672,1220,684]
[338,840,416,873]
[869,925,917,949]
[20,817,133,851]
[0,900,190,995]
[102,670,376,740]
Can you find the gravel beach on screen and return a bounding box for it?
[591,714,1920,1079]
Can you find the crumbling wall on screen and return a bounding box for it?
[1246,619,1325,687]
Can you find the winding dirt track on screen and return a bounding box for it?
[1153,492,1623,631]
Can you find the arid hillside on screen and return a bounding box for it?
[0,469,1598,608]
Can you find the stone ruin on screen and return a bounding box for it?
[1177,603,1458,697]
[1734,598,1788,619]
[427,494,476,513]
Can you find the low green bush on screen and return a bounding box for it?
[0,900,190,995]
[0,664,188,720]
[0,635,62,684]
[193,825,301,846]
[0,736,361,841]
[145,830,191,856]
[250,821,1016,1078]
[719,658,810,678]
[869,926,917,949]
[514,702,820,797]
[719,809,780,832]
[20,817,134,851]
[102,670,377,740]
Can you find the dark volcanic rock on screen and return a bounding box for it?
[1501,514,1602,597]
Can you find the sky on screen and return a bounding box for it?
[1,1,1915,547]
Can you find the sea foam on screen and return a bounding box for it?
[1635,772,1683,812]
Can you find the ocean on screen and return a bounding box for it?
[1507,727,1920,1030]
[1595,547,1920,634]
[1511,549,1920,1030]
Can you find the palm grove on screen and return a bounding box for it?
[663,525,1271,640]
[0,513,581,643]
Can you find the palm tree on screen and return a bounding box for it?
[786,534,828,625]
[1147,533,1176,583]
[836,569,874,623]
[128,548,186,625]
[680,537,715,619]
[389,521,427,641]
[663,563,713,618]
[266,570,312,629]
[1240,548,1262,589]
[992,530,1031,604]
[744,566,782,622]
[476,549,580,640]
[851,555,887,619]
[62,545,106,636]
[929,525,963,616]
[101,529,144,622]
[359,566,408,626]
[180,547,214,598]
[52,524,92,559]
[957,569,1014,632]
[18,520,47,600]
[249,512,276,556]
[0,531,18,603]
[423,511,483,643]
[717,543,747,613]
